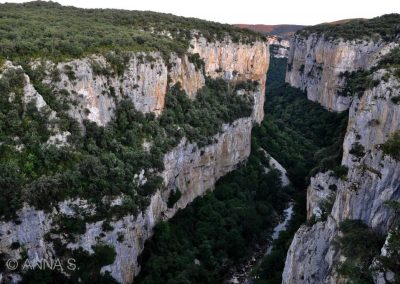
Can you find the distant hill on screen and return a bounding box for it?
[235,24,306,38]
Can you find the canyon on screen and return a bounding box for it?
[0,2,399,284]
[0,35,269,283]
[282,21,400,283]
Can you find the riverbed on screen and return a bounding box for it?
[227,204,294,284]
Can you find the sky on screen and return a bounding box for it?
[1,0,399,25]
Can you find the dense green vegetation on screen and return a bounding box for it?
[257,58,348,188]
[160,79,253,147]
[338,47,400,98]
[297,14,400,41]
[248,56,347,284]
[383,130,400,161]
[20,244,118,284]
[137,55,347,284]
[377,46,400,76]
[0,1,260,62]
[0,62,252,222]
[334,202,400,283]
[0,58,254,280]
[376,201,400,283]
[334,220,385,283]
[137,154,292,284]
[337,70,379,97]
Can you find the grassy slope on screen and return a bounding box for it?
[235,24,305,39]
[0,1,260,61]
[296,14,400,41]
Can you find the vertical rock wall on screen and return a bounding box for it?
[191,37,269,123]
[283,70,400,283]
[286,34,395,111]
[0,37,269,284]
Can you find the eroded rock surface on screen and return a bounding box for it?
[0,37,269,283]
[286,34,396,111]
[283,69,400,283]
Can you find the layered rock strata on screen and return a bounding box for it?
[0,37,269,283]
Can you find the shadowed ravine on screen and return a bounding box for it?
[228,204,294,284]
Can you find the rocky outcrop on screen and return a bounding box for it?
[264,152,290,187]
[0,117,252,283]
[0,37,268,283]
[282,217,339,284]
[283,70,400,283]
[41,38,268,127]
[47,54,168,125]
[286,34,396,111]
[191,37,269,123]
[168,53,205,99]
[267,36,290,58]
[306,172,339,220]
[162,118,252,214]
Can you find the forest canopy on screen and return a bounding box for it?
[297,14,400,41]
[0,1,260,61]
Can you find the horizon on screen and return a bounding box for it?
[0,0,399,25]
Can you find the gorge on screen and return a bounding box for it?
[0,2,399,284]
[282,15,400,284]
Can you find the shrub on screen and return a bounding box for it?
[234,80,259,92]
[319,193,336,221]
[391,96,400,104]
[297,14,400,42]
[54,216,86,237]
[334,220,384,283]
[102,221,114,232]
[167,190,182,208]
[187,53,205,71]
[63,65,76,81]
[91,61,110,77]
[332,165,348,179]
[0,1,260,62]
[349,142,365,158]
[337,70,377,97]
[382,130,400,160]
[328,184,338,191]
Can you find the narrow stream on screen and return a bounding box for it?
[228,203,294,284]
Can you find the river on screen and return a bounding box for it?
[227,203,294,284]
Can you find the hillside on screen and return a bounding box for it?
[283,14,400,284]
[0,1,260,61]
[0,2,269,283]
[296,14,400,41]
[235,24,305,39]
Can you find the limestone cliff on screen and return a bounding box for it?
[0,117,252,283]
[286,34,396,111]
[0,37,268,283]
[39,38,268,127]
[191,37,269,123]
[267,36,290,58]
[283,68,400,283]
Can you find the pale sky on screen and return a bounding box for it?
[1,0,399,25]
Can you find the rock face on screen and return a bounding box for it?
[47,54,169,125]
[267,36,290,58]
[191,37,269,123]
[163,118,252,215]
[286,34,396,111]
[42,37,268,127]
[0,118,253,284]
[72,117,252,282]
[282,69,400,283]
[0,37,268,284]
